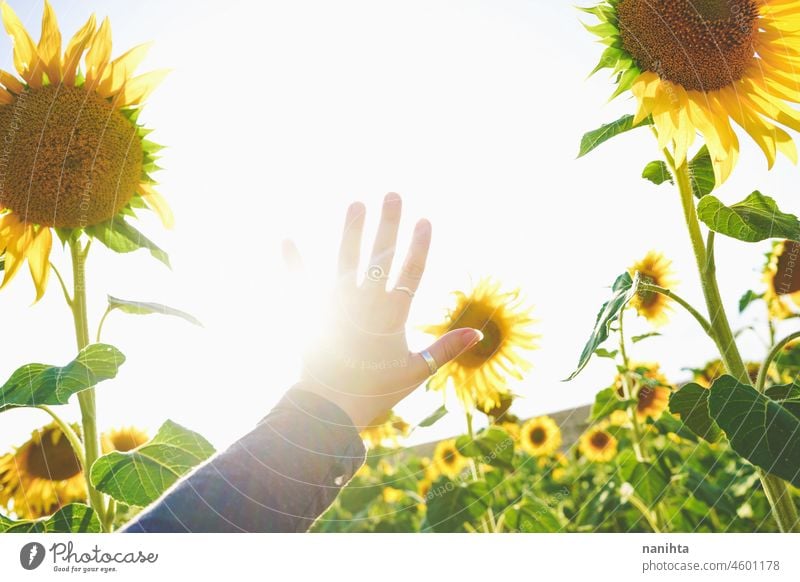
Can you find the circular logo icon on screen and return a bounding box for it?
[19,542,46,570]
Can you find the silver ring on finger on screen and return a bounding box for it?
[394,286,415,298]
[420,349,439,375]
[366,265,388,282]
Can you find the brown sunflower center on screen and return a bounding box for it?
[24,431,82,481]
[443,450,456,465]
[452,305,504,369]
[0,85,143,228]
[773,241,800,296]
[617,0,759,91]
[529,427,547,446]
[590,431,610,449]
[637,385,656,411]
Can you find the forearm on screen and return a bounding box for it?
[121,386,365,533]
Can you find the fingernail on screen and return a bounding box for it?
[465,329,484,347]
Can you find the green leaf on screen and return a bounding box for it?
[417,405,448,428]
[107,296,202,327]
[669,383,722,443]
[455,427,514,470]
[90,420,215,506]
[0,504,102,533]
[565,272,639,381]
[689,145,716,198]
[697,191,800,243]
[619,457,669,508]
[739,289,763,313]
[708,375,800,487]
[632,332,661,343]
[86,217,170,267]
[764,383,800,420]
[642,161,672,186]
[594,348,618,359]
[685,469,738,516]
[590,386,626,421]
[425,478,489,532]
[577,114,650,158]
[502,496,562,532]
[0,344,125,412]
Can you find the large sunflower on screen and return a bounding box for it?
[0,423,84,518]
[432,438,468,478]
[520,415,562,457]
[763,240,800,319]
[628,250,677,326]
[0,1,171,300]
[585,0,800,184]
[0,423,150,518]
[423,279,537,412]
[579,425,618,462]
[615,362,672,420]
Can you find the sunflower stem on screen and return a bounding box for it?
[96,306,112,343]
[617,310,648,463]
[50,262,73,307]
[68,238,108,530]
[464,411,497,533]
[628,493,661,533]
[671,157,799,533]
[36,405,86,471]
[756,331,800,394]
[638,283,713,337]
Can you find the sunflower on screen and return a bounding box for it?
[628,251,677,326]
[0,1,171,300]
[579,425,618,462]
[381,486,403,504]
[360,410,410,449]
[520,416,562,457]
[608,409,630,427]
[0,423,85,518]
[100,426,149,454]
[763,240,800,319]
[423,278,537,412]
[615,362,671,420]
[432,438,467,478]
[585,0,800,184]
[692,358,764,387]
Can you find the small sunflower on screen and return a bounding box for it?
[100,426,149,454]
[432,438,467,478]
[585,0,800,184]
[608,409,630,427]
[381,486,403,504]
[520,416,562,457]
[692,358,764,387]
[423,278,537,412]
[579,425,618,462]
[500,421,521,443]
[0,1,171,300]
[360,410,410,449]
[0,423,85,518]
[616,362,671,421]
[763,240,800,319]
[628,251,677,326]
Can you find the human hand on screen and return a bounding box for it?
[282,193,483,429]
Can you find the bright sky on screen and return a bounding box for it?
[1,0,799,453]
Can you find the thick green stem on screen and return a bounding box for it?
[68,239,107,529]
[672,159,799,532]
[618,311,648,463]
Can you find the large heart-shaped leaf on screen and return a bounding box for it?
[456,426,515,470]
[697,191,800,243]
[0,344,125,412]
[90,420,215,506]
[669,383,722,442]
[578,114,651,158]
[565,272,639,381]
[425,478,489,533]
[0,504,101,533]
[502,496,562,532]
[708,375,800,487]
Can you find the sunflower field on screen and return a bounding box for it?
[1,0,800,535]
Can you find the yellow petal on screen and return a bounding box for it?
[1,1,42,87]
[62,13,96,86]
[0,68,23,93]
[114,69,169,108]
[0,218,32,291]
[138,184,174,229]
[37,0,62,84]
[85,16,112,88]
[98,42,152,99]
[27,226,52,302]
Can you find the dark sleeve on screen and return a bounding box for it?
[120,385,366,533]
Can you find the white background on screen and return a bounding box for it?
[0,0,798,453]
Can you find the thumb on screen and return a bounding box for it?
[415,328,484,381]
